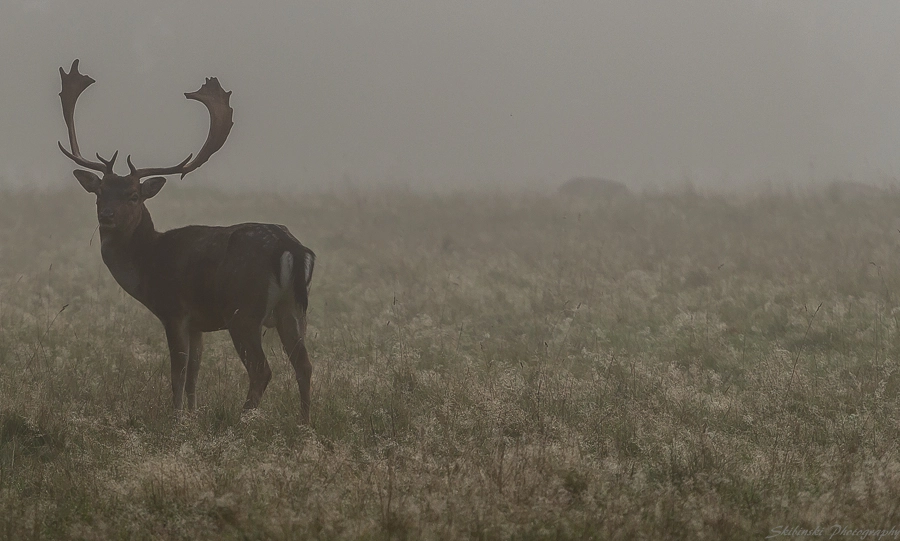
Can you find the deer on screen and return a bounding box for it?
[57,60,316,423]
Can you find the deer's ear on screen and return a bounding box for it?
[140,177,167,199]
[73,170,101,194]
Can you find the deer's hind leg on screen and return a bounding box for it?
[228,322,272,410]
[274,300,312,424]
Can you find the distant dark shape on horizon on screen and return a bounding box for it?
[557,177,631,199]
[824,180,888,204]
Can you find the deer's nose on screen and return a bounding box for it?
[99,208,115,223]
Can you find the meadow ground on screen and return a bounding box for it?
[1,184,900,539]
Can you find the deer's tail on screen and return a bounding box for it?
[292,246,315,311]
[271,225,315,312]
[279,243,313,312]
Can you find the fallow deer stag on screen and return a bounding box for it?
[58,60,316,423]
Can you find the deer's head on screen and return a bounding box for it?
[58,60,233,236]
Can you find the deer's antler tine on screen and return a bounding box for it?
[58,140,81,162]
[58,59,108,173]
[127,153,193,178]
[96,150,119,171]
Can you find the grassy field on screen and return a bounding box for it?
[1,184,900,539]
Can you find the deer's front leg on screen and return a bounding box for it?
[164,320,191,410]
[185,331,203,410]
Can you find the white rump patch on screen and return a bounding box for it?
[264,251,294,318]
[280,251,293,288]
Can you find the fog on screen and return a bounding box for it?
[1,1,899,191]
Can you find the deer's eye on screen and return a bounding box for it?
[129,195,140,203]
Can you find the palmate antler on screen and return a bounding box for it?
[58,60,234,179]
[127,77,234,179]
[58,59,118,174]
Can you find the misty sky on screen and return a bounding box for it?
[1,1,899,190]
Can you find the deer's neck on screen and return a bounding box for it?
[99,206,160,301]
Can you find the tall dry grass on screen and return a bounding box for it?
[0,185,899,539]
